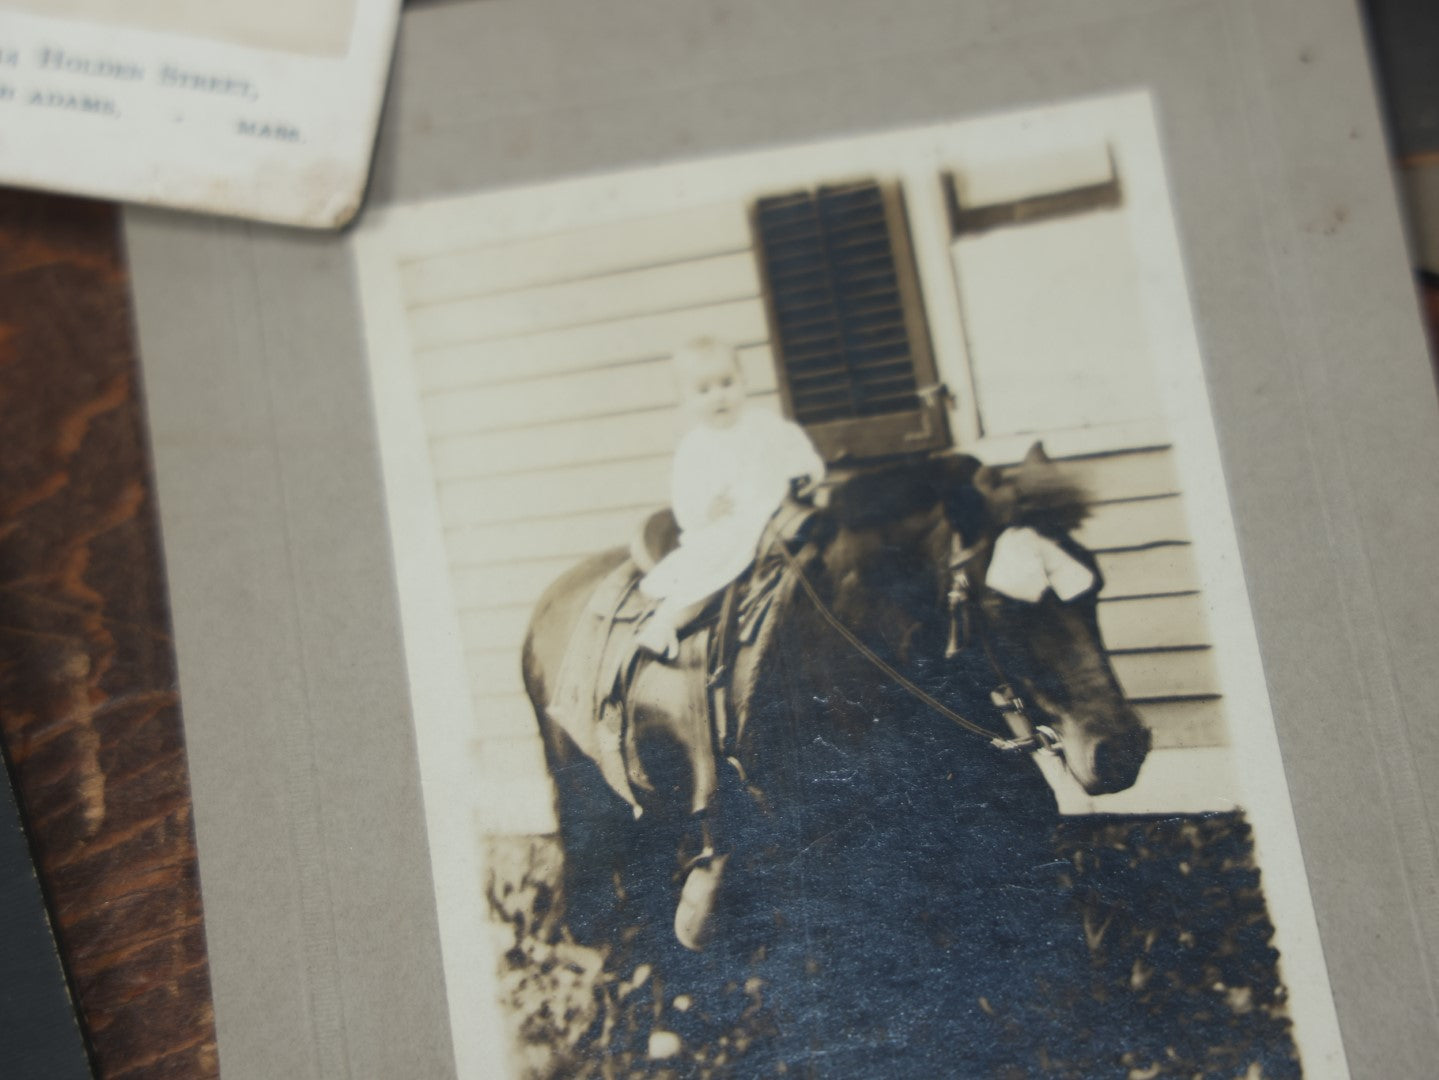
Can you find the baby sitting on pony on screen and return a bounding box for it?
[635,337,825,660]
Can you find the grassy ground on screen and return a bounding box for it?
[484,813,1301,1079]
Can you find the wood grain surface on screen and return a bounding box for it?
[0,190,217,1080]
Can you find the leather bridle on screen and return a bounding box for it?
[776,535,1065,760]
[944,533,1065,757]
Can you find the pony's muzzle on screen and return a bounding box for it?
[1080,725,1151,795]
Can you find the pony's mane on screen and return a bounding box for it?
[822,456,979,530]
[820,452,1090,538]
[996,458,1090,536]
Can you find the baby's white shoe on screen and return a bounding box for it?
[636,619,680,661]
[674,853,728,951]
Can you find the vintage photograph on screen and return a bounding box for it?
[354,93,1346,1078]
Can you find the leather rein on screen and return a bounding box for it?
[775,536,1064,760]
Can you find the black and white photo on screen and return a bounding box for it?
[355,93,1349,1078]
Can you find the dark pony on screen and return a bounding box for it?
[521,446,1150,1071]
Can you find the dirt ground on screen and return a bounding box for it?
[484,813,1300,1079]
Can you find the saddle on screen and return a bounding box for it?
[547,500,817,813]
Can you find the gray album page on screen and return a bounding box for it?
[127,1,1439,1077]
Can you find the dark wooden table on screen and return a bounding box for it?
[0,191,216,1079]
[0,188,1434,1080]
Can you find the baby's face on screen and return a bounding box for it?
[681,350,745,429]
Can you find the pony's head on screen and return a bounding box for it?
[819,444,1150,796]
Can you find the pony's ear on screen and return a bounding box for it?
[1005,445,1090,534]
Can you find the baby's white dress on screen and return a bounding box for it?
[640,407,823,608]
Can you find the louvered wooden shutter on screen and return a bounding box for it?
[752,180,950,463]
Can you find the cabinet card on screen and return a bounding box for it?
[0,0,396,226]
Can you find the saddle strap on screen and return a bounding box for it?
[713,543,815,759]
[704,578,742,750]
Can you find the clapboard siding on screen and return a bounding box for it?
[440,458,670,527]
[415,301,769,394]
[474,697,547,742]
[1111,648,1219,700]
[476,775,561,836]
[401,203,752,307]
[470,734,556,835]
[1096,592,1209,651]
[432,410,676,483]
[1075,495,1188,551]
[463,603,534,652]
[448,508,659,568]
[455,558,582,610]
[424,362,676,436]
[470,651,527,700]
[410,253,760,350]
[1064,449,1180,503]
[423,357,778,438]
[1096,544,1201,599]
[427,352,778,481]
[470,732,550,776]
[1136,698,1226,749]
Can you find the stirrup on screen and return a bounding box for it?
[674,853,729,952]
[636,628,680,663]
